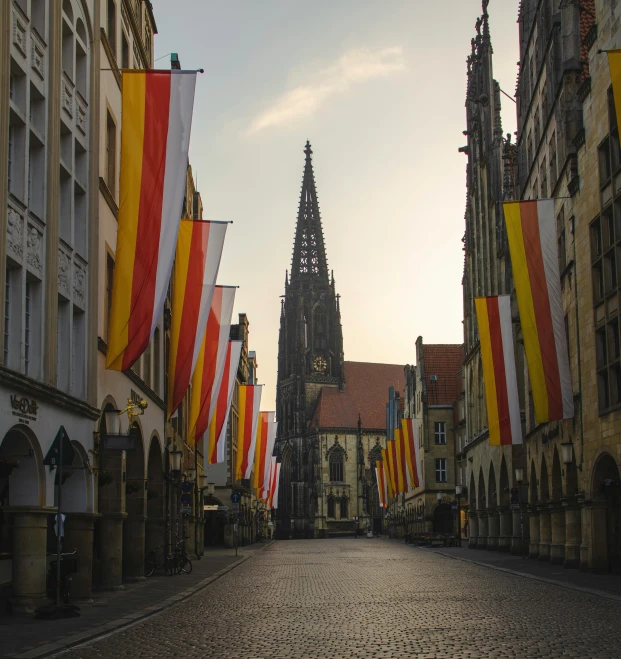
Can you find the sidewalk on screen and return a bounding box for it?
[417,544,621,600]
[1,543,270,659]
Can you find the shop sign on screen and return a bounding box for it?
[10,394,38,424]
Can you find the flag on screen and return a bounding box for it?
[401,418,421,489]
[167,220,227,418]
[394,428,407,495]
[504,200,573,422]
[475,296,522,445]
[271,462,282,509]
[264,456,276,502]
[235,385,262,480]
[375,460,388,508]
[382,447,395,499]
[253,412,276,493]
[107,70,197,370]
[260,417,277,497]
[189,286,236,446]
[205,340,242,464]
[608,51,621,133]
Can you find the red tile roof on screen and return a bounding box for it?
[312,361,404,431]
[422,344,463,406]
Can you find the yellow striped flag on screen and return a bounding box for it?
[205,340,243,464]
[401,418,421,489]
[504,200,573,422]
[189,286,236,446]
[253,412,276,493]
[394,429,407,495]
[475,296,522,445]
[167,220,227,418]
[107,70,197,371]
[382,447,395,499]
[235,385,262,481]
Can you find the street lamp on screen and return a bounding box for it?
[198,474,208,490]
[437,491,443,503]
[455,485,462,547]
[560,441,573,466]
[104,408,121,435]
[514,467,526,559]
[186,468,196,483]
[170,449,182,475]
[207,482,215,496]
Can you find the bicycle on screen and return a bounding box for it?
[144,545,171,577]
[169,538,192,575]
[46,550,78,605]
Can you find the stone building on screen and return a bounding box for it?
[460,3,526,554]
[275,142,404,538]
[402,339,462,536]
[0,0,101,611]
[310,361,404,537]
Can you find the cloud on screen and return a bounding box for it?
[246,47,405,135]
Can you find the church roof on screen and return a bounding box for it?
[311,361,404,431]
[422,344,463,406]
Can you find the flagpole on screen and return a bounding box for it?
[55,427,64,607]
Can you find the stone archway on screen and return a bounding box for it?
[550,448,565,564]
[277,445,292,539]
[123,422,146,582]
[498,457,511,552]
[591,453,621,573]
[487,461,499,549]
[477,467,488,548]
[433,503,453,534]
[0,425,49,610]
[468,471,478,548]
[145,434,164,558]
[538,455,551,561]
[529,460,540,559]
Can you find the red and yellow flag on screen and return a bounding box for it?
[608,51,621,135]
[107,70,197,371]
[167,220,227,418]
[382,447,395,499]
[253,412,276,492]
[394,429,407,495]
[188,286,236,446]
[475,296,522,445]
[206,341,243,464]
[401,418,421,489]
[504,200,573,422]
[235,385,262,481]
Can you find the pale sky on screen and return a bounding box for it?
[152,0,521,410]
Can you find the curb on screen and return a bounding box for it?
[8,542,274,659]
[422,547,621,603]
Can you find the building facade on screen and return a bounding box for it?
[402,339,462,537]
[0,0,101,611]
[460,3,526,555]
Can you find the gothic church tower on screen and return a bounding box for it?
[276,142,344,537]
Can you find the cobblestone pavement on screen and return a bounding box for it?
[56,539,621,659]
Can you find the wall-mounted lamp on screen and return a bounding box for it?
[560,441,574,466]
[170,449,182,474]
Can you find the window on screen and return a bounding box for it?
[558,207,566,274]
[4,270,10,366]
[8,124,13,191]
[105,253,114,340]
[340,497,348,520]
[143,336,152,388]
[121,31,129,69]
[534,107,541,147]
[434,422,446,444]
[153,326,161,395]
[327,497,335,518]
[24,281,31,376]
[106,111,117,196]
[599,138,612,186]
[540,156,547,199]
[549,131,557,185]
[435,458,447,483]
[107,0,117,54]
[329,448,344,482]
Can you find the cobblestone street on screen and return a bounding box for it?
[54,539,621,659]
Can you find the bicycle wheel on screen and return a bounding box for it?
[164,554,176,576]
[179,554,192,574]
[144,551,157,577]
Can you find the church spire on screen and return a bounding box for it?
[290,141,329,284]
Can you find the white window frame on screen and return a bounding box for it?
[434,421,446,444]
[435,458,447,483]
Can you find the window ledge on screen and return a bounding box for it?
[100,28,121,91]
[99,177,118,218]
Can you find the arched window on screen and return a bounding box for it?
[327,496,335,518]
[340,497,348,519]
[329,448,344,482]
[314,307,326,350]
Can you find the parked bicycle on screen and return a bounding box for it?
[144,539,192,577]
[46,550,77,604]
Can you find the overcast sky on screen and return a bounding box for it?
[152,0,521,409]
